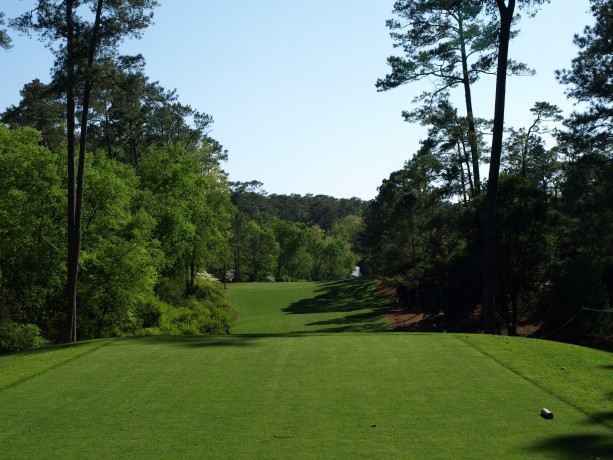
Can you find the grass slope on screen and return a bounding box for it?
[227,279,394,334]
[0,279,611,459]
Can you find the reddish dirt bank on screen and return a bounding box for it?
[377,281,612,351]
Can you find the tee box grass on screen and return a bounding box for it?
[0,279,611,458]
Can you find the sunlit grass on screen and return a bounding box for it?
[0,280,611,458]
[227,279,394,334]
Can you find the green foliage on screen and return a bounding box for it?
[1,79,65,151]
[362,0,610,343]
[153,280,234,335]
[0,322,48,353]
[272,219,312,280]
[0,126,65,332]
[556,0,613,152]
[0,122,235,341]
[230,186,364,282]
[138,144,233,288]
[74,152,161,339]
[377,1,501,93]
[154,277,185,306]
[0,11,11,50]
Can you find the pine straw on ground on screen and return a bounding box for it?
[377,280,613,351]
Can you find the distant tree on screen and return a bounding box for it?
[405,95,490,201]
[331,215,365,252]
[556,0,613,154]
[12,0,159,341]
[230,181,269,281]
[1,79,66,150]
[377,0,531,195]
[502,102,563,195]
[243,220,279,281]
[272,219,312,280]
[307,195,340,233]
[0,11,11,49]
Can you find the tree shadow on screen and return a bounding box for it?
[305,311,396,333]
[133,335,262,348]
[134,333,312,348]
[526,434,613,459]
[283,279,398,332]
[588,390,613,427]
[526,370,613,457]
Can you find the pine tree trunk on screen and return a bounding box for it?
[458,11,481,195]
[66,0,78,342]
[66,0,104,342]
[483,0,515,334]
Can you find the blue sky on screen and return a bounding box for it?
[0,1,593,200]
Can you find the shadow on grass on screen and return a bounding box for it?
[526,434,613,459]
[283,278,397,333]
[526,369,613,458]
[0,339,114,392]
[589,390,613,427]
[133,334,312,348]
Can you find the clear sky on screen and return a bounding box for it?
[0,1,594,200]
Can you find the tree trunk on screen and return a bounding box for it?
[66,0,104,342]
[509,289,518,336]
[460,137,475,198]
[66,0,78,342]
[458,11,481,195]
[483,0,515,334]
[457,141,468,205]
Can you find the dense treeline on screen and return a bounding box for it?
[365,0,612,346]
[0,2,363,350]
[0,100,362,349]
[0,121,362,350]
[0,121,236,346]
[229,182,363,282]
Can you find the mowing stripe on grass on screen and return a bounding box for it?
[1,280,612,458]
[228,280,394,335]
[0,339,114,392]
[459,333,613,431]
[0,333,612,459]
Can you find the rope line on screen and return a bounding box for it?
[535,306,612,340]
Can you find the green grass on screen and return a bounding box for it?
[0,279,611,459]
[227,279,394,334]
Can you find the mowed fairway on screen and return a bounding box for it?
[228,280,394,334]
[0,280,611,459]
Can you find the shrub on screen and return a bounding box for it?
[134,299,163,329]
[0,322,48,353]
[155,277,184,306]
[152,280,234,336]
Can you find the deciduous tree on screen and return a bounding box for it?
[12,0,158,341]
